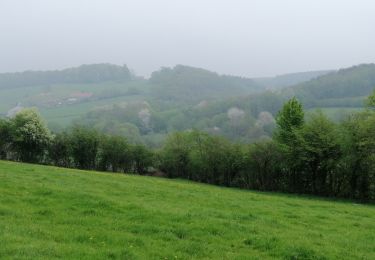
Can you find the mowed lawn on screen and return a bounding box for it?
[0,161,374,259]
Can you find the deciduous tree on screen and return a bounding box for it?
[10,108,52,163]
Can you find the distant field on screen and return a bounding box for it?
[0,81,150,125]
[0,160,374,259]
[40,94,145,126]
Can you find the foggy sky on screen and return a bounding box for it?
[1,0,374,77]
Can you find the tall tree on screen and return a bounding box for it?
[341,111,375,200]
[274,97,305,192]
[275,97,304,143]
[10,108,52,163]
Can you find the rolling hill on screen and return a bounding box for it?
[0,64,333,124]
[284,63,375,108]
[149,65,264,103]
[1,160,374,259]
[0,63,133,90]
[253,70,332,90]
[1,63,374,143]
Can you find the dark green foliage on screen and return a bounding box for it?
[340,111,375,200]
[186,131,233,184]
[298,112,341,195]
[131,144,153,174]
[275,97,304,143]
[0,118,11,159]
[69,126,101,170]
[160,131,244,186]
[159,132,191,178]
[9,109,52,163]
[241,141,283,191]
[274,98,305,192]
[48,132,71,167]
[99,135,132,172]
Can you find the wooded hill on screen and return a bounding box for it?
[284,64,375,108]
[0,63,374,145]
[0,64,133,89]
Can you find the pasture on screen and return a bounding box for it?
[0,160,374,259]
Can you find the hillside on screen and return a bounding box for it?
[1,160,374,259]
[254,70,332,90]
[1,63,374,143]
[284,64,375,108]
[0,64,143,122]
[149,65,264,103]
[0,64,133,90]
[0,64,265,125]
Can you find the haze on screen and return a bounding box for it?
[1,0,374,77]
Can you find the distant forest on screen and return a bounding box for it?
[0,64,133,89]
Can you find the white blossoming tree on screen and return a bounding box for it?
[10,108,52,162]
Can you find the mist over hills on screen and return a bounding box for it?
[0,64,133,89]
[0,63,336,92]
[0,62,374,146]
[254,70,333,90]
[2,2,375,258]
[148,65,264,104]
[284,63,375,108]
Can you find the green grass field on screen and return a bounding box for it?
[0,161,374,259]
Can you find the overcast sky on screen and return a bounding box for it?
[0,0,374,77]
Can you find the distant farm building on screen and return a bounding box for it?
[66,92,93,104]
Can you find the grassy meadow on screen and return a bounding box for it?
[0,160,374,259]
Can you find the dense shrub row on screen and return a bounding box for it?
[1,92,374,201]
[0,109,153,174]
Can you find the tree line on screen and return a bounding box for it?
[1,91,374,201]
[0,64,133,90]
[0,109,153,174]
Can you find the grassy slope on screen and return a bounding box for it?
[0,161,374,259]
